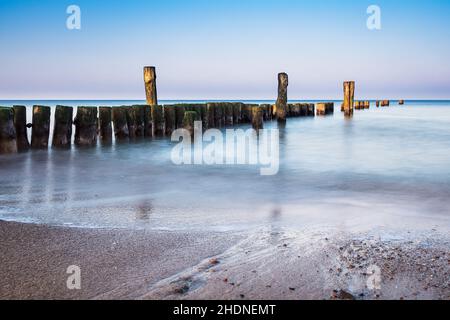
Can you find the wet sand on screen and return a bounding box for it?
[0,220,449,300]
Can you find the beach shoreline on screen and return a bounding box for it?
[1,220,448,300]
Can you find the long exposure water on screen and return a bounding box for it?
[1,100,450,234]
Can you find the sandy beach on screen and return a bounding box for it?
[1,220,448,300]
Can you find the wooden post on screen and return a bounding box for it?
[183,111,198,137]
[112,107,129,140]
[214,103,224,127]
[276,72,288,122]
[133,105,146,137]
[74,107,98,146]
[206,103,216,129]
[52,105,73,148]
[0,107,18,154]
[31,105,51,149]
[13,105,29,151]
[233,103,242,124]
[164,105,176,136]
[300,104,308,116]
[224,103,234,125]
[175,105,186,129]
[151,105,165,136]
[251,106,263,132]
[144,105,152,137]
[343,81,355,116]
[98,107,112,143]
[316,103,326,116]
[364,101,370,109]
[125,106,137,138]
[144,66,158,105]
[307,103,315,116]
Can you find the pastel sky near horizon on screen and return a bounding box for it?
[1,0,450,100]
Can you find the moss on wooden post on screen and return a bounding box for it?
[0,107,18,154]
[112,107,129,140]
[144,66,158,106]
[98,107,112,143]
[276,72,288,122]
[31,105,51,149]
[12,105,29,151]
[52,105,73,148]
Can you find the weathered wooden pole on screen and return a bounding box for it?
[74,107,98,146]
[183,111,198,137]
[251,106,263,132]
[133,105,146,137]
[125,106,137,139]
[31,105,51,149]
[316,103,327,116]
[144,105,152,137]
[112,107,129,140]
[98,107,112,143]
[276,73,288,122]
[343,81,355,116]
[164,105,176,136]
[175,105,186,129]
[12,105,29,151]
[151,105,165,136]
[144,66,158,106]
[0,107,18,154]
[233,103,242,124]
[52,105,73,148]
[224,103,234,126]
[206,103,216,129]
[307,103,315,116]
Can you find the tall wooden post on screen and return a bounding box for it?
[343,81,355,116]
[13,105,29,151]
[144,66,158,106]
[0,107,18,154]
[276,73,288,122]
[52,105,73,148]
[31,105,51,149]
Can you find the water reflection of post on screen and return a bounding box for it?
[136,199,153,222]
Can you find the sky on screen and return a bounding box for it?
[0,0,450,100]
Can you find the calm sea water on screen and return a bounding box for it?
[0,100,449,234]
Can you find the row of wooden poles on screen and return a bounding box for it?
[0,102,324,154]
[341,81,404,115]
[0,68,403,154]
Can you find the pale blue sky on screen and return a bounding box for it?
[1,0,450,99]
